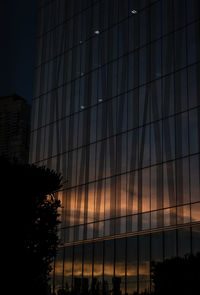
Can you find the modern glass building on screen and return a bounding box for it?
[30,0,200,294]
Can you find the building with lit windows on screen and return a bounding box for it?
[0,94,30,164]
[30,0,200,294]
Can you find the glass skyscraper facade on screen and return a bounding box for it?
[30,0,200,294]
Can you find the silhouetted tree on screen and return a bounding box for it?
[151,253,200,295]
[1,157,62,295]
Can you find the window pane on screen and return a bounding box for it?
[190,155,200,202]
[177,228,191,258]
[115,239,126,295]
[127,236,138,295]
[104,240,114,294]
[164,230,177,259]
[73,245,83,293]
[83,243,93,294]
[93,241,103,293]
[63,246,73,293]
[138,235,150,294]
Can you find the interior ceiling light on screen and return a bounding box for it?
[80,105,85,110]
[98,98,103,102]
[94,30,100,35]
[131,9,138,14]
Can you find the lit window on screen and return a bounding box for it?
[98,98,103,102]
[80,105,85,110]
[94,30,100,35]
[131,9,138,14]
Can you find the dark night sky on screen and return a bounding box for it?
[0,0,36,105]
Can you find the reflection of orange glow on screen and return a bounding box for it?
[115,263,125,276]
[64,262,72,276]
[139,261,150,276]
[83,263,92,276]
[55,261,63,276]
[104,264,114,276]
[127,265,137,276]
[93,263,103,276]
[177,205,190,224]
[191,203,200,222]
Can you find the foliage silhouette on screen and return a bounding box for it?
[151,252,200,295]
[1,157,62,295]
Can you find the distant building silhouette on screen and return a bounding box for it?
[0,94,30,164]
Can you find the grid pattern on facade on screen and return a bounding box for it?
[30,0,200,294]
[54,226,200,294]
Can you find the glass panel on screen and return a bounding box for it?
[151,40,161,80]
[87,223,93,240]
[151,1,161,40]
[163,161,176,208]
[187,22,200,65]
[191,203,200,222]
[73,245,83,294]
[115,239,126,295]
[188,63,200,109]
[127,214,138,233]
[63,246,73,293]
[138,234,150,294]
[151,231,163,263]
[141,168,150,212]
[176,158,190,205]
[139,125,150,168]
[94,221,104,238]
[162,33,174,75]
[174,0,186,29]
[175,112,189,157]
[177,205,190,224]
[164,230,177,259]
[192,225,200,254]
[174,69,187,113]
[127,171,138,216]
[87,183,95,223]
[116,95,127,133]
[151,165,163,211]
[116,134,127,174]
[151,121,162,165]
[151,210,163,229]
[164,207,176,227]
[163,117,175,161]
[142,212,150,230]
[83,243,93,294]
[189,108,200,154]
[104,240,114,294]
[127,236,138,295]
[93,241,103,294]
[54,248,64,293]
[94,180,105,222]
[139,85,150,126]
[129,12,139,52]
[162,74,174,117]
[174,29,186,70]
[128,53,139,91]
[127,89,139,129]
[190,155,200,202]
[118,20,129,57]
[116,174,127,217]
[127,129,138,171]
[177,228,191,258]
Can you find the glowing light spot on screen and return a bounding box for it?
[94,30,100,35]
[131,9,138,14]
